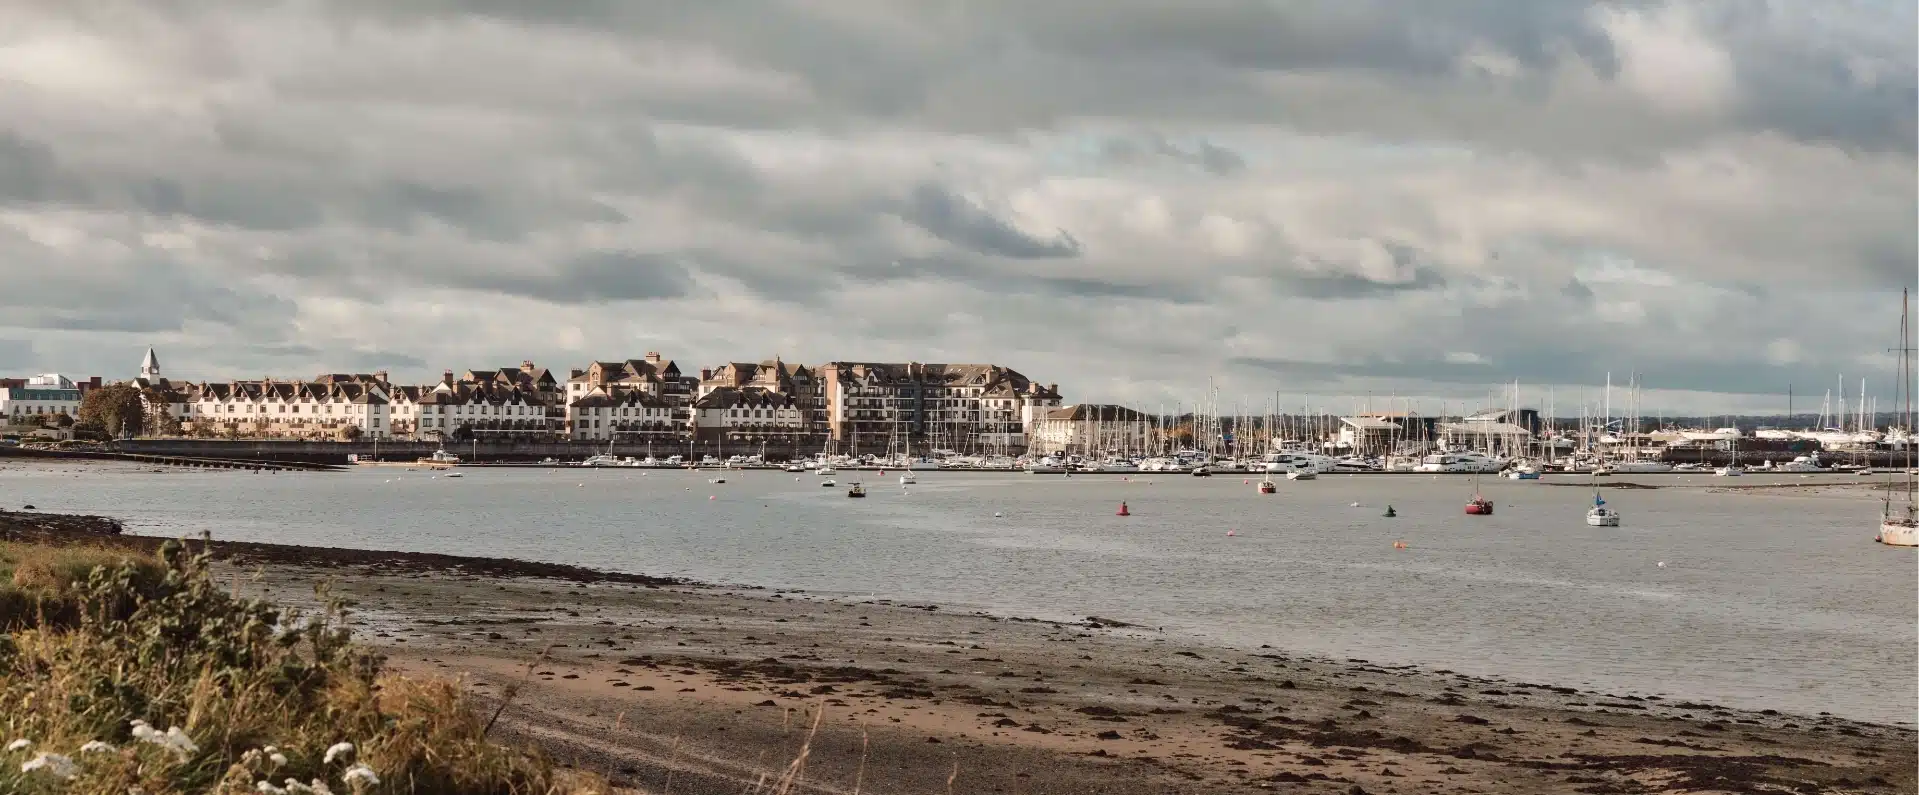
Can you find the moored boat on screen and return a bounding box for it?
[847,482,866,498]
[1257,478,1276,494]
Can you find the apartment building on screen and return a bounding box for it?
[816,362,1061,452]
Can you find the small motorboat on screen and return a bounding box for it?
[1506,469,1540,480]
[785,464,805,473]
[443,472,464,478]
[817,466,837,475]
[1286,469,1316,481]
[899,473,916,485]
[708,477,726,484]
[820,478,837,487]
[1587,488,1620,526]
[1464,495,1493,515]
[1190,466,1211,477]
[847,482,866,498]
[1713,466,1744,477]
[1257,478,1277,494]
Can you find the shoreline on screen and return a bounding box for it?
[8,510,1915,794]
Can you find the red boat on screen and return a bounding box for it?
[1464,496,1494,515]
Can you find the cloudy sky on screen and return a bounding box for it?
[2,1,1914,415]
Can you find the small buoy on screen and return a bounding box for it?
[1117,501,1131,516]
[1350,501,1360,507]
[1226,529,1237,537]
[1656,561,1666,568]
[709,495,716,500]
[994,511,1003,518]
[1393,540,1407,549]
[1242,478,1250,484]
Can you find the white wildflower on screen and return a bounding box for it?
[322,742,355,765]
[341,763,379,787]
[306,780,336,795]
[4,738,29,752]
[132,721,197,760]
[79,740,116,754]
[162,726,199,757]
[21,752,77,780]
[286,779,335,794]
[269,751,289,767]
[255,781,288,795]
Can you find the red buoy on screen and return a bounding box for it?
[1116,501,1131,516]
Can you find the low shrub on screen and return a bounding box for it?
[0,537,604,794]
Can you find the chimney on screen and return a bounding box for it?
[521,360,536,373]
[443,369,454,384]
[374,369,388,384]
[645,351,662,363]
[700,368,713,381]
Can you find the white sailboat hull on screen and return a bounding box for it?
[1586,509,1621,527]
[1879,521,1919,547]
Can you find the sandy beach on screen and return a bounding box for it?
[217,557,1913,795]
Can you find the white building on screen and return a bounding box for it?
[1029,404,1154,456]
[2,374,82,424]
[690,387,805,441]
[567,387,678,442]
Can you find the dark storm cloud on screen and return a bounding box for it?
[900,184,1082,260]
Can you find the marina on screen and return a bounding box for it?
[5,462,1911,726]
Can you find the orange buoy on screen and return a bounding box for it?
[1393,540,1407,549]
[1116,501,1131,516]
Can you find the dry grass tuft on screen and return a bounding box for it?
[0,536,607,795]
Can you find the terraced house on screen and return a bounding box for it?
[171,374,393,439]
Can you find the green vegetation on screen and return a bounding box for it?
[0,538,605,794]
[75,384,145,440]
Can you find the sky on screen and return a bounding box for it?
[1,0,1914,416]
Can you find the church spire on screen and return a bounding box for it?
[140,347,161,382]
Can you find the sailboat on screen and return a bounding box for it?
[1714,433,1744,477]
[1586,486,1621,526]
[1877,289,1917,547]
[1463,471,1493,515]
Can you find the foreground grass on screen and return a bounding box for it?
[0,537,608,794]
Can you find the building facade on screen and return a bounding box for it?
[2,374,83,425]
[1029,404,1154,456]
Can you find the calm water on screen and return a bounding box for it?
[8,465,1914,725]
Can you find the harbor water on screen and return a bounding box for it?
[8,465,1914,725]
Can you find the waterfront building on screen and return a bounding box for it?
[413,373,555,441]
[566,386,678,442]
[698,358,822,433]
[689,387,807,442]
[816,362,1061,453]
[175,376,392,439]
[1029,404,1153,456]
[1,374,83,425]
[565,353,697,435]
[1336,415,1405,456]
